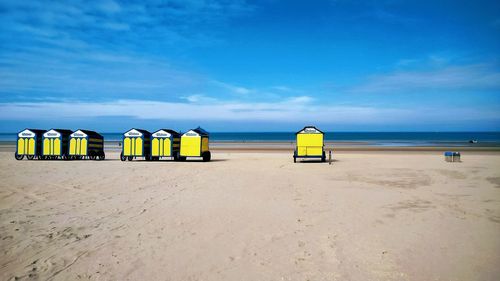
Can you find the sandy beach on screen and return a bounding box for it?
[1,150,500,280]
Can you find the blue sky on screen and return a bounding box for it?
[0,0,499,132]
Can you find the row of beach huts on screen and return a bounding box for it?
[15,127,213,161]
[15,126,327,163]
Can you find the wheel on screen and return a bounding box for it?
[15,153,24,160]
[99,153,105,160]
[120,152,126,161]
[127,156,133,161]
[202,151,211,162]
[37,155,43,160]
[91,155,97,160]
[63,154,69,160]
[27,155,34,160]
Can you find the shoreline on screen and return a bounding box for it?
[1,141,500,153]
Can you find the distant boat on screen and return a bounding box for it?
[469,140,478,144]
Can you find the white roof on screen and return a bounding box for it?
[124,129,143,137]
[182,130,199,137]
[299,127,321,134]
[152,130,171,138]
[18,129,35,138]
[43,129,61,138]
[70,130,88,138]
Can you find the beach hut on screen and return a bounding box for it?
[179,127,211,161]
[69,130,105,160]
[42,129,73,160]
[15,129,45,160]
[294,126,326,163]
[121,128,152,161]
[151,129,181,160]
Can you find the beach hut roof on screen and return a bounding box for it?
[124,128,151,137]
[18,128,45,138]
[193,127,209,135]
[43,129,73,138]
[296,126,324,135]
[183,127,209,137]
[152,129,180,138]
[71,129,103,139]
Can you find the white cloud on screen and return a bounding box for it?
[287,96,314,104]
[350,64,500,93]
[271,86,292,91]
[210,80,253,95]
[1,98,498,125]
[181,94,218,103]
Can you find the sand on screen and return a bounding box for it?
[1,151,499,281]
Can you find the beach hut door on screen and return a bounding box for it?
[152,138,171,157]
[17,137,35,155]
[43,138,61,155]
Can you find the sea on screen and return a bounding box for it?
[2,132,500,147]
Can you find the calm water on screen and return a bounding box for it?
[2,132,500,147]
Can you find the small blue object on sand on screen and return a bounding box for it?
[444,151,461,162]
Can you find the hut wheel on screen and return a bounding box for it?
[202,151,211,162]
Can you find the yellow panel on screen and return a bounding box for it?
[70,138,77,155]
[28,138,35,155]
[152,138,160,156]
[201,137,209,152]
[296,133,323,157]
[297,146,307,156]
[180,136,201,156]
[43,138,50,155]
[297,146,323,157]
[163,138,171,156]
[81,138,87,155]
[18,138,25,154]
[297,133,323,147]
[124,137,131,156]
[307,147,323,156]
[135,138,143,156]
[53,138,61,155]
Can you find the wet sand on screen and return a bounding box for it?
[1,151,499,280]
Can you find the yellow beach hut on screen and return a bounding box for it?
[69,130,105,160]
[42,129,73,160]
[179,127,211,161]
[15,129,45,160]
[121,128,152,161]
[294,126,325,163]
[151,129,181,160]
